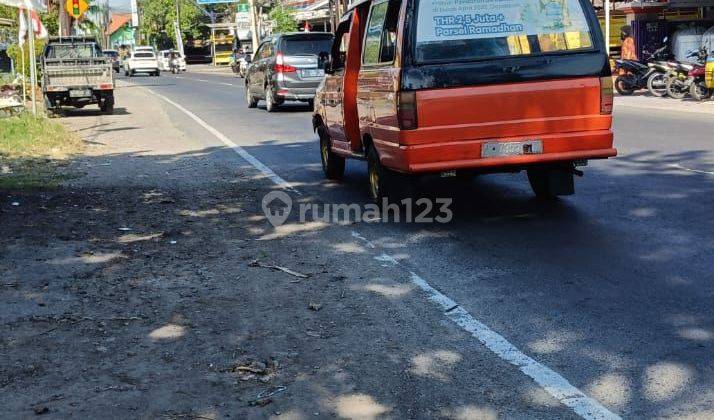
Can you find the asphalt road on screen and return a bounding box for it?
[123,68,714,419]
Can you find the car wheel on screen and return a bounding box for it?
[318,126,345,180]
[99,94,115,115]
[245,83,258,108]
[307,99,315,110]
[265,87,277,112]
[367,145,400,205]
[527,166,574,199]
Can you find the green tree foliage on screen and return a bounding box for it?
[139,0,208,48]
[269,6,297,34]
[0,4,58,35]
[6,40,45,77]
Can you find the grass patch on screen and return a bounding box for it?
[1,113,83,189]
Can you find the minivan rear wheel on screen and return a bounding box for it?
[367,146,400,205]
[319,126,345,180]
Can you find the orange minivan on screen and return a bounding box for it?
[313,0,615,202]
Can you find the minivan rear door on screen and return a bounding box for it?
[402,0,610,141]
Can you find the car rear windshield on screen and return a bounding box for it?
[414,0,594,63]
[135,52,155,58]
[45,44,101,59]
[280,36,333,56]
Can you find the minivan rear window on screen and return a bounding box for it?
[414,0,594,63]
[281,37,333,56]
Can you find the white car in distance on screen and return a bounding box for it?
[124,51,160,77]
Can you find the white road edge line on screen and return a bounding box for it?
[147,88,299,193]
[353,234,621,420]
[667,163,714,176]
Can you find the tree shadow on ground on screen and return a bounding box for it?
[1,142,712,418]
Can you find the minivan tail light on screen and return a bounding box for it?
[398,91,418,130]
[600,76,613,115]
[274,52,297,73]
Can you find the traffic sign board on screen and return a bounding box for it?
[66,0,88,19]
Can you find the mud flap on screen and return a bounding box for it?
[546,167,575,196]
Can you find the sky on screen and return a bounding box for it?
[109,0,133,14]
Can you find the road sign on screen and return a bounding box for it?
[66,0,88,19]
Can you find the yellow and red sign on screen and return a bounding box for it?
[65,0,88,19]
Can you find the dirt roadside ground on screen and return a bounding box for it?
[0,82,572,419]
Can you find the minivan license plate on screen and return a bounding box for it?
[482,140,543,158]
[69,89,92,98]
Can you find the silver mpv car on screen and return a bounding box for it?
[245,33,334,112]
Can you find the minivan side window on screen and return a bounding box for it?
[379,0,400,62]
[363,0,401,65]
[363,1,389,64]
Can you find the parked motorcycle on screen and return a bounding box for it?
[666,48,708,100]
[689,65,712,101]
[614,44,670,95]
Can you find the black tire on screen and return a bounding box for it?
[647,72,668,97]
[307,99,315,110]
[666,77,687,100]
[245,83,257,108]
[265,86,279,112]
[100,94,114,114]
[367,145,400,205]
[318,126,345,180]
[124,69,129,76]
[527,168,556,200]
[690,79,711,101]
[614,75,636,95]
[44,95,59,117]
[526,167,574,200]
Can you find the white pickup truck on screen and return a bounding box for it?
[123,50,160,77]
[41,36,115,115]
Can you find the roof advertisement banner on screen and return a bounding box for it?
[416,0,590,43]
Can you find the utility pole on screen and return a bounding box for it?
[26,8,37,116]
[174,0,184,55]
[248,0,259,53]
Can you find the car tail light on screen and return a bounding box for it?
[274,53,297,73]
[398,91,418,130]
[600,77,613,115]
[97,83,114,90]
